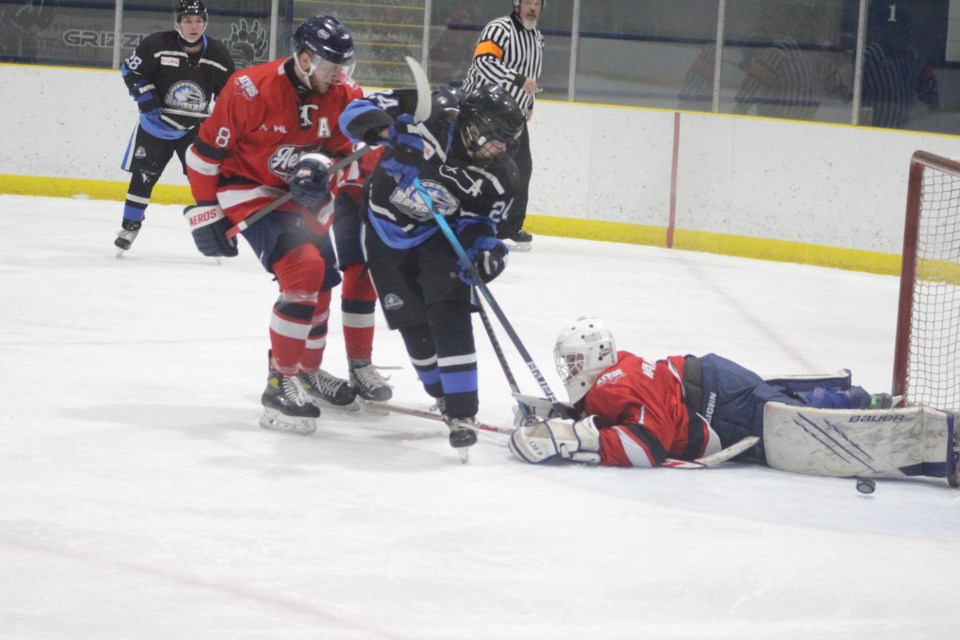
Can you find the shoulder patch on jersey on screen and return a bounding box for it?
[234,75,259,100]
[595,369,626,388]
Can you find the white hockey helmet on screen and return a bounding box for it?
[554,317,617,404]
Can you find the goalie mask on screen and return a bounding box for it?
[175,0,208,45]
[292,15,356,90]
[457,84,524,165]
[555,317,617,404]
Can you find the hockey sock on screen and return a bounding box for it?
[268,291,317,375]
[122,171,159,222]
[399,322,444,399]
[341,264,376,360]
[298,290,332,373]
[427,300,478,419]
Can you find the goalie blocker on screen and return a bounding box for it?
[763,402,959,486]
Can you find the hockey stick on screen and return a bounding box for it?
[413,177,558,402]
[224,145,374,239]
[366,400,758,468]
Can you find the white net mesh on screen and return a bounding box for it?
[905,159,960,412]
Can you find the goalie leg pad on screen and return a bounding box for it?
[763,401,953,479]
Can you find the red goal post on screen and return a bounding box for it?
[892,151,960,412]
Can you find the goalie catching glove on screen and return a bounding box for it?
[508,416,602,465]
[184,202,238,257]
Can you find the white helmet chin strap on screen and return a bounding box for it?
[175,21,207,46]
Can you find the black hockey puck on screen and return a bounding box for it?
[856,478,876,494]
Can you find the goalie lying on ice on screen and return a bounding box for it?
[507,317,959,486]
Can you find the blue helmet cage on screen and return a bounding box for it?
[292,15,356,87]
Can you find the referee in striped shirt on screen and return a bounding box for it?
[462,0,544,251]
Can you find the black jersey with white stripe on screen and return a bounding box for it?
[462,13,543,115]
[120,31,235,131]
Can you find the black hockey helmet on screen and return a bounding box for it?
[292,15,356,87]
[457,84,524,161]
[175,0,208,45]
[176,0,208,22]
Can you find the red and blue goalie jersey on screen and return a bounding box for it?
[585,352,717,467]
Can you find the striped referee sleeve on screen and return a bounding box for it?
[463,15,543,115]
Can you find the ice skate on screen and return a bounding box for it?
[349,359,393,401]
[446,416,479,463]
[260,370,320,436]
[505,229,533,252]
[296,368,360,412]
[114,219,141,257]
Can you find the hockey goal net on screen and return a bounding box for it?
[892,151,960,412]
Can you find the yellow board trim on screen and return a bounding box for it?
[522,214,903,277]
[0,174,904,276]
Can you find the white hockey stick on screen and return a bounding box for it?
[366,401,759,468]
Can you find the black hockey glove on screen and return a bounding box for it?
[184,203,238,257]
[380,114,424,189]
[289,153,333,209]
[459,236,509,286]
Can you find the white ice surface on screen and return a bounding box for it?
[1,195,958,639]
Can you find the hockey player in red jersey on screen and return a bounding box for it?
[508,317,896,468]
[185,15,389,435]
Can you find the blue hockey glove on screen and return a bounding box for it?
[380,114,424,189]
[289,153,333,209]
[184,202,238,257]
[458,236,509,286]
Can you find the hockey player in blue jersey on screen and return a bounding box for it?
[339,83,524,456]
[113,0,234,255]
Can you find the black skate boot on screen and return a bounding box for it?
[507,229,533,252]
[446,416,479,463]
[114,219,141,256]
[349,358,393,401]
[260,370,320,436]
[296,368,359,411]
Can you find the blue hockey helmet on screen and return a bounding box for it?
[292,15,356,87]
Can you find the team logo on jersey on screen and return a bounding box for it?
[388,179,459,223]
[134,146,147,159]
[298,105,318,130]
[268,145,320,179]
[168,81,208,113]
[383,293,404,311]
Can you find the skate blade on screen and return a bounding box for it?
[458,447,470,464]
[259,409,317,436]
[302,395,362,413]
[357,399,390,416]
[115,248,128,258]
[505,241,532,253]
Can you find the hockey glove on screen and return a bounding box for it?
[289,153,333,210]
[508,416,602,465]
[184,202,238,257]
[458,236,509,286]
[380,114,424,189]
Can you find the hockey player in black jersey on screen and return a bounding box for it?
[113,0,234,256]
[339,84,524,455]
